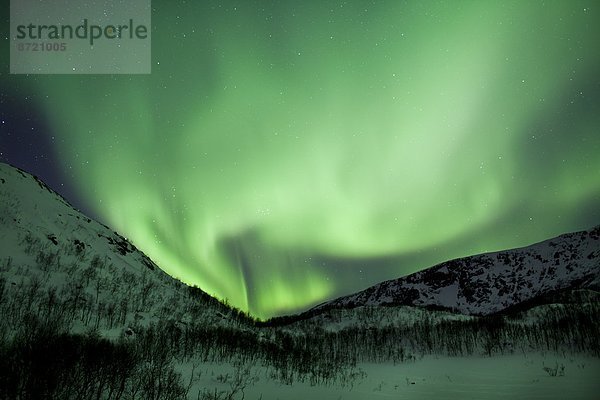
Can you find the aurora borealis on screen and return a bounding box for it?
[1,1,599,318]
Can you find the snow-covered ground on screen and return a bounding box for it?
[180,354,600,400]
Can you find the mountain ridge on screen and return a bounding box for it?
[0,161,251,337]
[305,225,599,318]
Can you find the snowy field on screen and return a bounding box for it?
[181,353,600,400]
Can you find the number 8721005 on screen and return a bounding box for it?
[16,42,67,51]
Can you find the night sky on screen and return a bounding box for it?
[1,1,599,318]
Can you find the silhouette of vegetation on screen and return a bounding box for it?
[0,316,186,400]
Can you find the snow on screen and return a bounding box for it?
[0,162,242,338]
[177,353,600,400]
[434,282,459,305]
[312,225,599,317]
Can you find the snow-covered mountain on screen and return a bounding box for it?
[309,226,599,317]
[0,162,248,336]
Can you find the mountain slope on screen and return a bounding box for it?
[309,226,599,317]
[0,162,248,336]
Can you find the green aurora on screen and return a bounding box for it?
[5,1,600,318]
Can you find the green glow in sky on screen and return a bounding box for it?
[24,1,600,317]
